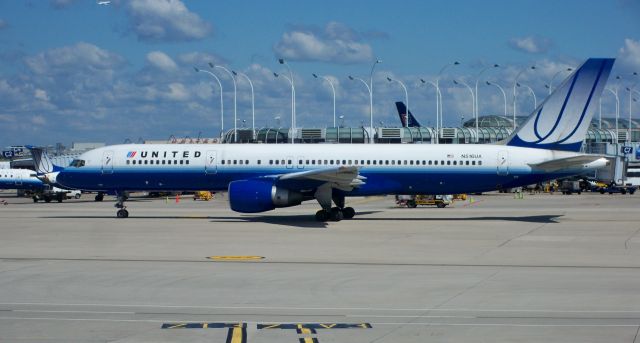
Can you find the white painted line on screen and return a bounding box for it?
[13,310,135,315]
[0,317,636,328]
[2,302,640,314]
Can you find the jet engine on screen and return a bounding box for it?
[228,179,304,213]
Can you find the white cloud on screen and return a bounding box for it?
[508,36,552,54]
[619,38,640,69]
[126,0,212,42]
[274,22,374,64]
[146,51,177,71]
[177,52,225,67]
[34,89,50,102]
[24,42,125,76]
[166,82,189,101]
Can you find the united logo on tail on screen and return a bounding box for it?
[506,58,614,152]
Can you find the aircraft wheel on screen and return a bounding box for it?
[32,196,38,203]
[315,209,330,222]
[44,196,52,203]
[437,202,446,208]
[117,209,129,218]
[330,207,343,221]
[95,193,104,202]
[342,207,355,219]
[75,193,81,199]
[406,200,417,208]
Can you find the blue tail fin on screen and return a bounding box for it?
[25,146,64,174]
[506,58,614,152]
[395,102,421,127]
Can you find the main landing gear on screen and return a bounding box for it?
[313,185,356,222]
[115,192,129,218]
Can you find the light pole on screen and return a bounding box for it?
[513,65,536,130]
[278,59,296,130]
[274,72,295,144]
[626,86,639,143]
[604,87,620,144]
[232,70,255,139]
[545,67,573,94]
[517,83,538,110]
[387,77,409,127]
[211,63,237,143]
[420,79,442,143]
[349,75,375,143]
[486,81,508,119]
[194,67,224,140]
[368,59,382,143]
[453,79,476,141]
[435,61,460,141]
[312,73,336,127]
[474,64,499,134]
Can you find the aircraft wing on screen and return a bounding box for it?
[528,155,609,172]
[275,166,366,191]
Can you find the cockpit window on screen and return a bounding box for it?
[70,159,85,167]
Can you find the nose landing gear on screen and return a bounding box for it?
[115,192,129,218]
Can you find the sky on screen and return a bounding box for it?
[0,0,639,147]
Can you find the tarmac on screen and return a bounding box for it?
[0,190,639,342]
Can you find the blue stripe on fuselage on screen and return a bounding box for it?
[56,166,564,195]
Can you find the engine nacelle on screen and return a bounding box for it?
[228,179,304,213]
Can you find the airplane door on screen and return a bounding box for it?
[286,156,294,169]
[205,150,217,174]
[297,156,305,169]
[15,172,22,186]
[497,150,509,175]
[102,151,114,174]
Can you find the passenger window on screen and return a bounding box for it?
[282,160,285,165]
[257,160,261,165]
[466,161,469,165]
[410,160,414,165]
[156,160,160,164]
[221,160,225,165]
[453,161,457,165]
[145,160,148,165]
[441,160,444,165]
[391,160,395,165]
[472,161,476,165]
[478,161,482,165]
[372,160,377,165]
[348,160,352,164]
[342,160,346,164]
[404,160,407,165]
[245,160,249,165]
[367,160,371,165]
[174,160,178,164]
[360,160,365,164]
[126,160,130,165]
[330,160,334,164]
[385,160,389,165]
[275,160,279,165]
[162,160,165,165]
[269,160,273,165]
[186,160,190,165]
[180,160,184,165]
[378,160,383,165]
[233,160,237,165]
[447,161,451,165]
[305,160,309,164]
[167,160,171,165]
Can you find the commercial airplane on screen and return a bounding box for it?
[32,58,613,220]
[395,102,422,127]
[0,168,43,191]
[0,167,81,202]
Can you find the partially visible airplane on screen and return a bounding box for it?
[0,167,79,202]
[97,1,111,5]
[32,58,614,220]
[395,102,422,127]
